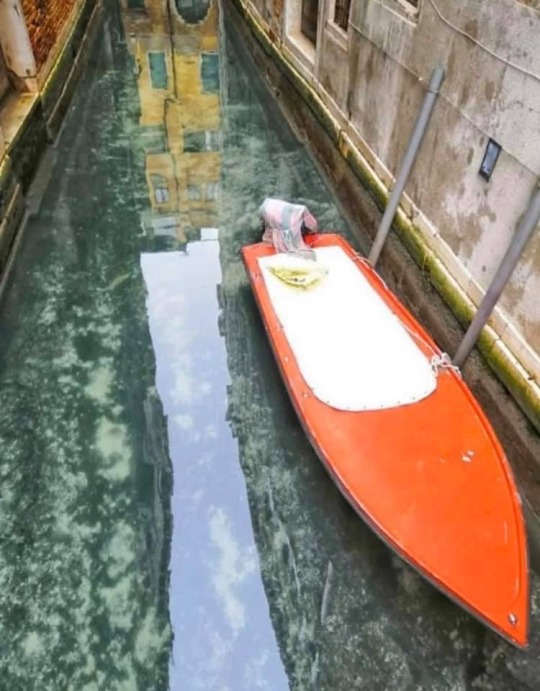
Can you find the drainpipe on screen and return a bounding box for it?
[368,65,445,266]
[0,0,38,92]
[0,125,5,155]
[454,180,540,368]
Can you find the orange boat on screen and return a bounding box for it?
[242,232,529,647]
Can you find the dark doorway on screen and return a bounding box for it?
[301,0,319,45]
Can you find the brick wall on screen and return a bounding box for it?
[21,0,78,70]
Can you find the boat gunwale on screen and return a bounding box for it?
[242,233,530,648]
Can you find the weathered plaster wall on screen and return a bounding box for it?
[358,3,538,365]
[338,0,540,359]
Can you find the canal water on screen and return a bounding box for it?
[0,1,538,689]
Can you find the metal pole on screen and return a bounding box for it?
[454,180,540,368]
[368,65,445,266]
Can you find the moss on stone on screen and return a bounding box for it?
[394,215,432,268]
[0,155,14,215]
[343,146,388,211]
[485,345,540,432]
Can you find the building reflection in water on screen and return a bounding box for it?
[117,4,291,689]
[120,0,221,249]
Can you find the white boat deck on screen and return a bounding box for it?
[258,246,437,412]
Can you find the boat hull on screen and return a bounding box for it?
[242,233,529,647]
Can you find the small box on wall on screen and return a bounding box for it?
[479,139,501,181]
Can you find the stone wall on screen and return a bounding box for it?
[21,0,78,69]
[320,0,540,357]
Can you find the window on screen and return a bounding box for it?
[334,0,351,31]
[148,52,168,90]
[184,131,205,153]
[301,0,320,45]
[175,0,210,24]
[206,182,219,201]
[152,217,178,237]
[151,174,169,204]
[205,130,219,151]
[127,0,146,8]
[140,125,167,154]
[201,53,220,93]
[183,130,219,153]
[187,185,201,201]
[393,0,420,18]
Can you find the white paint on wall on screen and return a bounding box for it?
[0,0,38,92]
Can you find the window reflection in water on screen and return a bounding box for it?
[175,0,211,25]
[120,0,221,249]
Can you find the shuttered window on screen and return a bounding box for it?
[201,53,220,93]
[334,0,351,31]
[301,0,320,45]
[148,52,168,90]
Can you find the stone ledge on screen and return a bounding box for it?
[0,155,24,281]
[41,0,103,139]
[0,0,103,285]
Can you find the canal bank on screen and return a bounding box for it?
[0,1,539,688]
[0,0,103,284]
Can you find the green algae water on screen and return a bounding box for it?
[0,1,538,690]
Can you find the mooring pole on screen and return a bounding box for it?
[369,65,445,267]
[454,180,540,368]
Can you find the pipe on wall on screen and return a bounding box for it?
[368,65,445,267]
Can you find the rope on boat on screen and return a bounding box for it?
[430,352,462,378]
